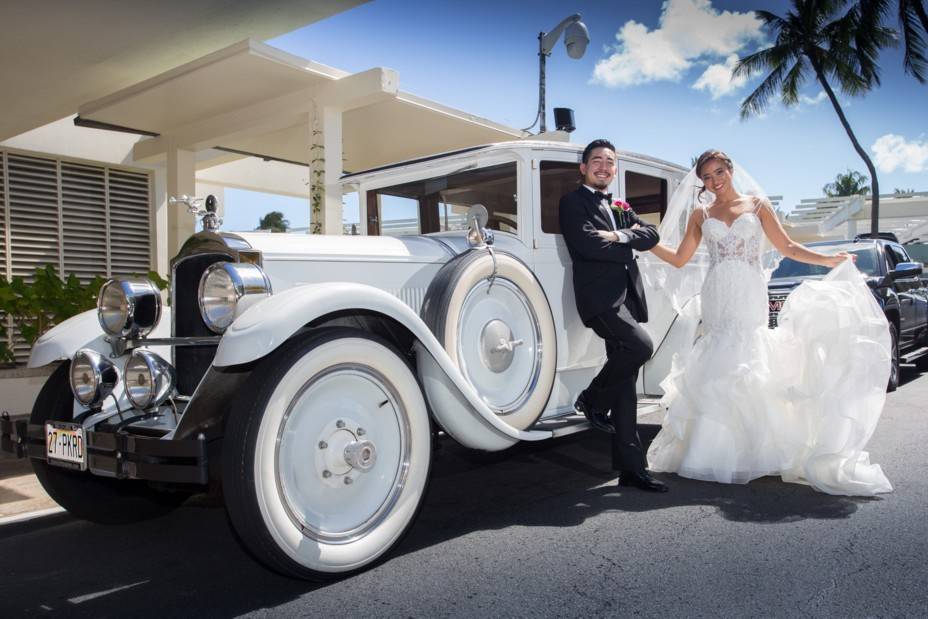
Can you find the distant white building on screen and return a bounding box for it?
[783,192,928,243]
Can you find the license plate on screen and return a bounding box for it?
[769,299,784,313]
[45,422,86,470]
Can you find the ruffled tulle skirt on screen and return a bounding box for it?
[647,260,893,496]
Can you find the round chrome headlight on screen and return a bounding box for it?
[124,350,176,410]
[70,349,118,406]
[97,279,162,337]
[198,262,272,333]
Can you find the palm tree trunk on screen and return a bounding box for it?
[809,55,881,236]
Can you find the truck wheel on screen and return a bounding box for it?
[887,323,900,392]
[30,362,189,524]
[421,249,556,430]
[222,328,432,580]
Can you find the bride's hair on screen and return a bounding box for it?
[694,149,734,199]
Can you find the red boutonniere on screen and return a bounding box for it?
[611,199,632,213]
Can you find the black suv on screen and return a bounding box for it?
[767,238,928,391]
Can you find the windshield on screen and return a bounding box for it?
[771,246,880,278]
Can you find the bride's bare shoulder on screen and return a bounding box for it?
[741,194,773,212]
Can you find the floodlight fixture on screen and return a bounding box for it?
[524,13,590,133]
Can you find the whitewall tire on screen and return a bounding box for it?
[422,250,556,430]
[223,328,432,580]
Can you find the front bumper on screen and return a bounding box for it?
[1,412,209,485]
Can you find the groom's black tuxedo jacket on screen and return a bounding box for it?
[558,187,659,326]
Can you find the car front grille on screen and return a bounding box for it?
[173,253,232,394]
[768,291,790,328]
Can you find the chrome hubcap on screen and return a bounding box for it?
[314,417,378,488]
[480,319,523,373]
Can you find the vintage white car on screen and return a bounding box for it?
[1,140,687,579]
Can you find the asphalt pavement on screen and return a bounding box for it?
[0,367,925,618]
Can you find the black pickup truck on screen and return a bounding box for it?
[767,237,928,391]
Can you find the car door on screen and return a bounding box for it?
[887,243,923,346]
[531,154,611,414]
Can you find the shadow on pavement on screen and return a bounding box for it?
[0,426,867,617]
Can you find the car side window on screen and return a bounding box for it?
[887,244,909,267]
[540,161,581,234]
[366,163,518,236]
[624,171,668,226]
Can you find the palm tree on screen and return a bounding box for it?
[897,0,928,81]
[735,0,896,236]
[257,211,290,233]
[823,169,871,196]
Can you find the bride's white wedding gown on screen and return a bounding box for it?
[647,208,893,496]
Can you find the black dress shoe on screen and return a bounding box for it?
[575,392,614,434]
[618,471,669,492]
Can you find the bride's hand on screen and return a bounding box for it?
[827,252,855,267]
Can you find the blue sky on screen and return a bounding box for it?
[226,0,928,231]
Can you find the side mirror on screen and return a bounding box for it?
[890,261,923,280]
[466,204,494,248]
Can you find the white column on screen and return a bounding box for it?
[309,101,344,235]
[322,106,344,235]
[166,144,196,256]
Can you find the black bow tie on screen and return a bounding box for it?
[594,191,612,204]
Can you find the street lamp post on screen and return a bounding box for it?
[525,13,590,133]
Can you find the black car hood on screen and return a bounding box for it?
[768,275,822,291]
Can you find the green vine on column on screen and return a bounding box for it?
[309,124,324,234]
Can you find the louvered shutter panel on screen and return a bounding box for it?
[108,169,151,276]
[7,154,60,279]
[0,150,152,364]
[0,155,6,278]
[6,154,60,362]
[61,162,107,282]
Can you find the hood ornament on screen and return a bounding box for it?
[169,194,223,232]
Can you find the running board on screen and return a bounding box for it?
[901,346,928,364]
[529,398,664,438]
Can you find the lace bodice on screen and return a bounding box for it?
[701,211,762,270]
[698,210,767,332]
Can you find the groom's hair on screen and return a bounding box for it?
[582,139,616,163]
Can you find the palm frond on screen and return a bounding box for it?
[734,43,795,79]
[899,0,928,82]
[780,56,809,105]
[812,43,871,95]
[753,9,788,29]
[740,60,790,119]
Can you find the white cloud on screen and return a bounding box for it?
[693,54,749,99]
[872,134,928,173]
[592,0,765,89]
[799,91,827,105]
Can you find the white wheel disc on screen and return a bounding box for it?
[253,337,430,573]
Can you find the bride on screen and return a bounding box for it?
[642,150,893,497]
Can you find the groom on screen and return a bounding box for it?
[558,139,668,493]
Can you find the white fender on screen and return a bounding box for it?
[28,307,174,368]
[214,282,553,449]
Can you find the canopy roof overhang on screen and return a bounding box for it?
[0,0,366,141]
[76,40,528,173]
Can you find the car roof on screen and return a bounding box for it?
[805,239,881,253]
[341,140,688,180]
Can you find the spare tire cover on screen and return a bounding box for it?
[421,249,556,430]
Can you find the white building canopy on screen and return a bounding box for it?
[0,0,367,141]
[74,39,527,250]
[76,39,527,174]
